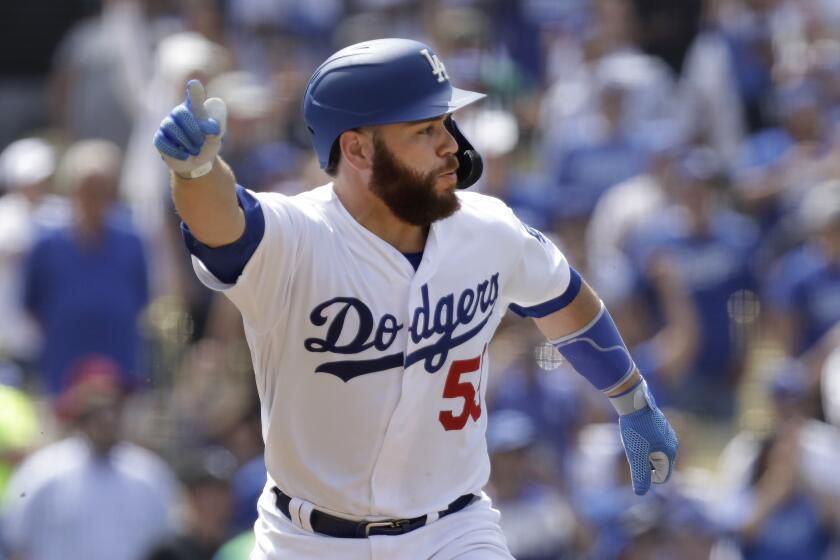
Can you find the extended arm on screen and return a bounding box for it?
[172,158,244,248]
[533,274,679,495]
[154,80,245,248]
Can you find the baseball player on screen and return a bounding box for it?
[153,38,678,559]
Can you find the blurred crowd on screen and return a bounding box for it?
[0,0,839,559]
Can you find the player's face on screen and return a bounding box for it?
[368,118,460,226]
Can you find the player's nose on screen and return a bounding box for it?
[439,123,458,157]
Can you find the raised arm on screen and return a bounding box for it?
[533,277,679,495]
[153,80,245,248]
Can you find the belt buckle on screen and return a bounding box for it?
[364,519,407,537]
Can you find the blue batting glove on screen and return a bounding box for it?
[614,382,678,495]
[153,80,227,179]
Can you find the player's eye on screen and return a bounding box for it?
[419,125,435,135]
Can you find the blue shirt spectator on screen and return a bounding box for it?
[486,409,577,560]
[554,136,651,217]
[718,9,775,132]
[630,207,759,375]
[23,217,149,395]
[22,140,148,396]
[765,180,840,356]
[546,80,653,218]
[740,494,833,560]
[490,360,583,471]
[766,244,840,356]
[626,200,759,419]
[718,428,838,560]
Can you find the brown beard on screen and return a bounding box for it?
[369,133,460,227]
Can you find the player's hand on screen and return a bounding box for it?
[153,79,227,179]
[617,390,678,495]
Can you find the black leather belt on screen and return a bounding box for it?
[272,487,478,538]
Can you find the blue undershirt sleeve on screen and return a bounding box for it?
[509,267,582,318]
[180,185,265,285]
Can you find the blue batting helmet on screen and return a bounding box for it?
[303,38,486,188]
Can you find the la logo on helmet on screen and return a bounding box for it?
[420,49,449,83]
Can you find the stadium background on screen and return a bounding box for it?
[1,0,840,558]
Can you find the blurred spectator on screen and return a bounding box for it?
[0,0,837,556]
[226,0,344,77]
[539,2,685,219]
[490,0,553,87]
[713,0,782,133]
[120,32,231,335]
[167,339,255,457]
[488,324,589,479]
[678,7,747,166]
[206,71,304,193]
[0,138,66,368]
[764,179,840,358]
[585,146,672,303]
[1,356,178,560]
[485,409,577,560]
[540,0,682,162]
[567,423,640,559]
[23,140,149,396]
[121,31,231,235]
[734,79,836,233]
[630,0,703,75]
[716,360,840,559]
[49,0,178,149]
[429,6,492,86]
[0,0,90,149]
[586,153,702,399]
[615,495,716,560]
[222,399,266,535]
[179,0,227,48]
[628,252,700,407]
[569,422,715,560]
[547,77,654,218]
[626,148,759,419]
[500,364,584,472]
[0,363,38,498]
[586,150,701,395]
[145,452,234,560]
[160,337,263,536]
[212,531,254,560]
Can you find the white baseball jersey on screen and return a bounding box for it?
[191,183,573,521]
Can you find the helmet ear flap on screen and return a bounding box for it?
[445,117,483,189]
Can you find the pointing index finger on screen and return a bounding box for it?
[185,80,208,119]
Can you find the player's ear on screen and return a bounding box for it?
[339,129,374,172]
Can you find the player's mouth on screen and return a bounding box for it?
[440,171,457,187]
[439,165,458,178]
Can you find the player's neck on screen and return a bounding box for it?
[333,178,428,253]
